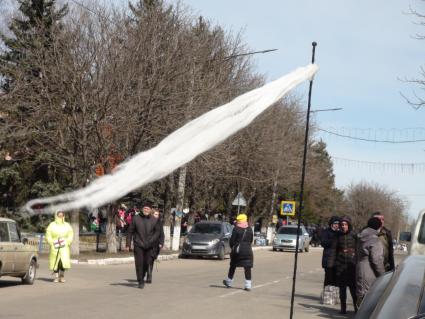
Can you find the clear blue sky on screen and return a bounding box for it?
[167,0,425,220]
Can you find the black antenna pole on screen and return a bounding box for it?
[289,41,317,319]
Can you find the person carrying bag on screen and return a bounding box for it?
[223,213,254,291]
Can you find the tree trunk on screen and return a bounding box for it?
[70,162,80,255]
[106,204,117,253]
[176,165,187,212]
[70,210,80,255]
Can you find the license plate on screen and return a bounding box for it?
[192,245,206,250]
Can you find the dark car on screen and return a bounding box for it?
[181,221,233,260]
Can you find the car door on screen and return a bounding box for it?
[301,227,310,246]
[8,222,26,273]
[223,223,232,253]
[0,221,14,273]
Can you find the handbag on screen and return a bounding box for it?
[232,229,247,254]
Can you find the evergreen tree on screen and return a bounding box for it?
[0,0,68,92]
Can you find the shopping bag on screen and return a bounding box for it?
[320,285,338,305]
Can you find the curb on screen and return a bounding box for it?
[71,253,180,266]
[70,246,322,266]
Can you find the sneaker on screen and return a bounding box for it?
[53,274,59,283]
[244,280,252,291]
[222,279,232,288]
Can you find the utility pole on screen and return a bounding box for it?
[289,42,317,319]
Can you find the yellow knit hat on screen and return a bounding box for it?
[236,213,247,222]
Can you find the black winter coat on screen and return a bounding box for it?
[126,214,161,250]
[329,230,357,286]
[321,228,338,268]
[152,219,165,259]
[230,226,253,268]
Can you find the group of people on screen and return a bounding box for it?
[321,212,394,314]
[44,200,165,287]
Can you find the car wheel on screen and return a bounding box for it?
[218,245,225,260]
[304,244,309,252]
[22,259,36,285]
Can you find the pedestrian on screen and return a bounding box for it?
[45,210,74,283]
[147,206,164,284]
[330,216,357,314]
[126,200,161,289]
[372,212,395,271]
[223,213,253,291]
[320,216,340,304]
[356,217,385,307]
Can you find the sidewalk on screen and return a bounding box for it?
[38,245,290,266]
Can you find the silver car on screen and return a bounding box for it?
[272,225,310,252]
[0,217,38,284]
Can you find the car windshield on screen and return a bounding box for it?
[191,223,221,234]
[278,227,302,235]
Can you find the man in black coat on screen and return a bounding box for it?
[126,200,161,289]
[372,212,395,271]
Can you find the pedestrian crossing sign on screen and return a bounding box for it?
[280,201,296,216]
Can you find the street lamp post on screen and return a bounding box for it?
[289,42,317,319]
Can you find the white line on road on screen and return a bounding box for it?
[218,279,281,298]
[217,268,322,298]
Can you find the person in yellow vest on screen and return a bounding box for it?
[45,210,74,283]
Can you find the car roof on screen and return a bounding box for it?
[0,217,16,223]
[196,221,225,225]
[280,224,304,228]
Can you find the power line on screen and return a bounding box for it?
[318,127,425,144]
[331,156,425,174]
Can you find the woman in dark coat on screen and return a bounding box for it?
[330,216,357,314]
[223,213,253,291]
[356,217,385,307]
[321,216,340,286]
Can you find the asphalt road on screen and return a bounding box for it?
[0,248,370,319]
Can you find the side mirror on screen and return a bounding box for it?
[22,237,28,245]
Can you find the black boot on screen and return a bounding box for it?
[340,302,347,314]
[138,281,145,289]
[146,264,153,284]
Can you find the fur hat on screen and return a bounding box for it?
[328,216,340,226]
[367,217,382,230]
[142,200,153,208]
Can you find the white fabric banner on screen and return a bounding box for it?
[25,64,318,214]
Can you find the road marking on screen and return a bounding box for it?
[217,269,322,298]
[218,279,281,298]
